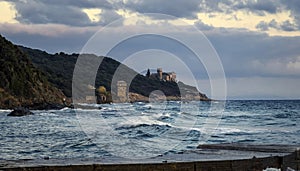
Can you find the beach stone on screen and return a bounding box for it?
[7,107,33,117]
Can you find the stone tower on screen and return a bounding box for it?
[157,68,162,80]
[117,81,127,102]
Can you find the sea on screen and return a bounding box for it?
[0,100,299,160]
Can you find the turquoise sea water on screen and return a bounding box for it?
[0,100,299,160]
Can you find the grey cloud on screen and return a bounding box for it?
[11,0,113,9]
[200,0,299,32]
[207,29,300,78]
[280,0,300,30]
[256,19,297,32]
[234,0,280,14]
[256,21,269,31]
[117,0,236,20]
[280,20,298,32]
[201,0,300,32]
[14,1,90,26]
[199,0,226,13]
[194,20,214,31]
[194,0,282,15]
[10,0,300,31]
[98,9,122,26]
[197,0,238,14]
[46,0,112,9]
[122,0,202,19]
[255,19,277,31]
[269,19,278,28]
[11,0,119,26]
[280,0,300,15]
[197,0,282,15]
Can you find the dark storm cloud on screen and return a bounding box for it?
[11,0,121,26]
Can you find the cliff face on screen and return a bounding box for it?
[0,35,65,109]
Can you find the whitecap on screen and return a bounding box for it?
[37,112,58,116]
[0,109,12,112]
[263,168,281,171]
[60,107,71,111]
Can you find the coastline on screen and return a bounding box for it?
[128,92,211,103]
[1,93,212,110]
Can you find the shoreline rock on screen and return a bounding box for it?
[27,103,66,110]
[128,92,211,103]
[2,94,212,110]
[7,107,33,117]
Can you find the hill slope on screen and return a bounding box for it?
[20,46,209,102]
[0,35,65,109]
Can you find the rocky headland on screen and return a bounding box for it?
[0,35,210,110]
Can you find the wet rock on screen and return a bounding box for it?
[26,102,66,110]
[7,107,33,117]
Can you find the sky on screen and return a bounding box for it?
[0,0,300,100]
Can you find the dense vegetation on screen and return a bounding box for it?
[21,46,208,99]
[20,47,77,97]
[0,35,65,109]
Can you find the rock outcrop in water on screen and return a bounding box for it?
[0,35,66,109]
[7,107,33,117]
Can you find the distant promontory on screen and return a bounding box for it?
[0,35,209,109]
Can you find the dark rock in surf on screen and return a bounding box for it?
[8,107,33,117]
